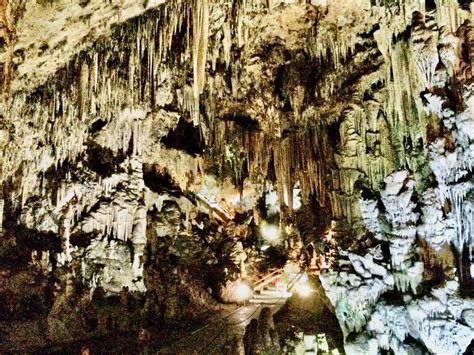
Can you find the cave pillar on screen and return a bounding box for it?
[132,206,147,272]
[65,271,75,298]
[41,250,51,274]
[62,207,73,265]
[56,204,74,266]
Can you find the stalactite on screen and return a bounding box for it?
[306,26,357,70]
[0,0,20,108]
[1,0,191,199]
[222,21,232,67]
[435,0,470,32]
[78,62,89,121]
[192,0,209,126]
[410,11,440,88]
[207,115,328,213]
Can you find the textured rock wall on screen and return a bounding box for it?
[0,0,473,351]
[320,2,474,352]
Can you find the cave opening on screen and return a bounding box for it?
[161,118,204,156]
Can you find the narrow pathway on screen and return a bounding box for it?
[156,271,302,354]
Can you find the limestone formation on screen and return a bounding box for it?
[0,0,473,352]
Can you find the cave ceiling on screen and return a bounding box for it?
[0,0,474,353]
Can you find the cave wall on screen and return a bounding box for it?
[318,1,474,353]
[0,0,473,352]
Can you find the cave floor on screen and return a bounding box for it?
[149,278,294,353]
[158,303,282,354]
[21,281,294,354]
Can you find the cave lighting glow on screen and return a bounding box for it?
[303,335,316,349]
[260,222,280,243]
[295,273,312,298]
[295,283,313,298]
[234,281,253,302]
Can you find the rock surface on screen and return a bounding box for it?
[0,0,473,352]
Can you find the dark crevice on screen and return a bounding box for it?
[143,164,181,195]
[465,339,474,355]
[84,141,127,178]
[327,121,341,147]
[222,113,259,132]
[89,119,107,134]
[1,215,62,265]
[457,0,471,10]
[426,0,437,11]
[161,118,204,157]
[70,230,96,248]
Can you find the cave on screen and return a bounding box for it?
[0,0,473,354]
